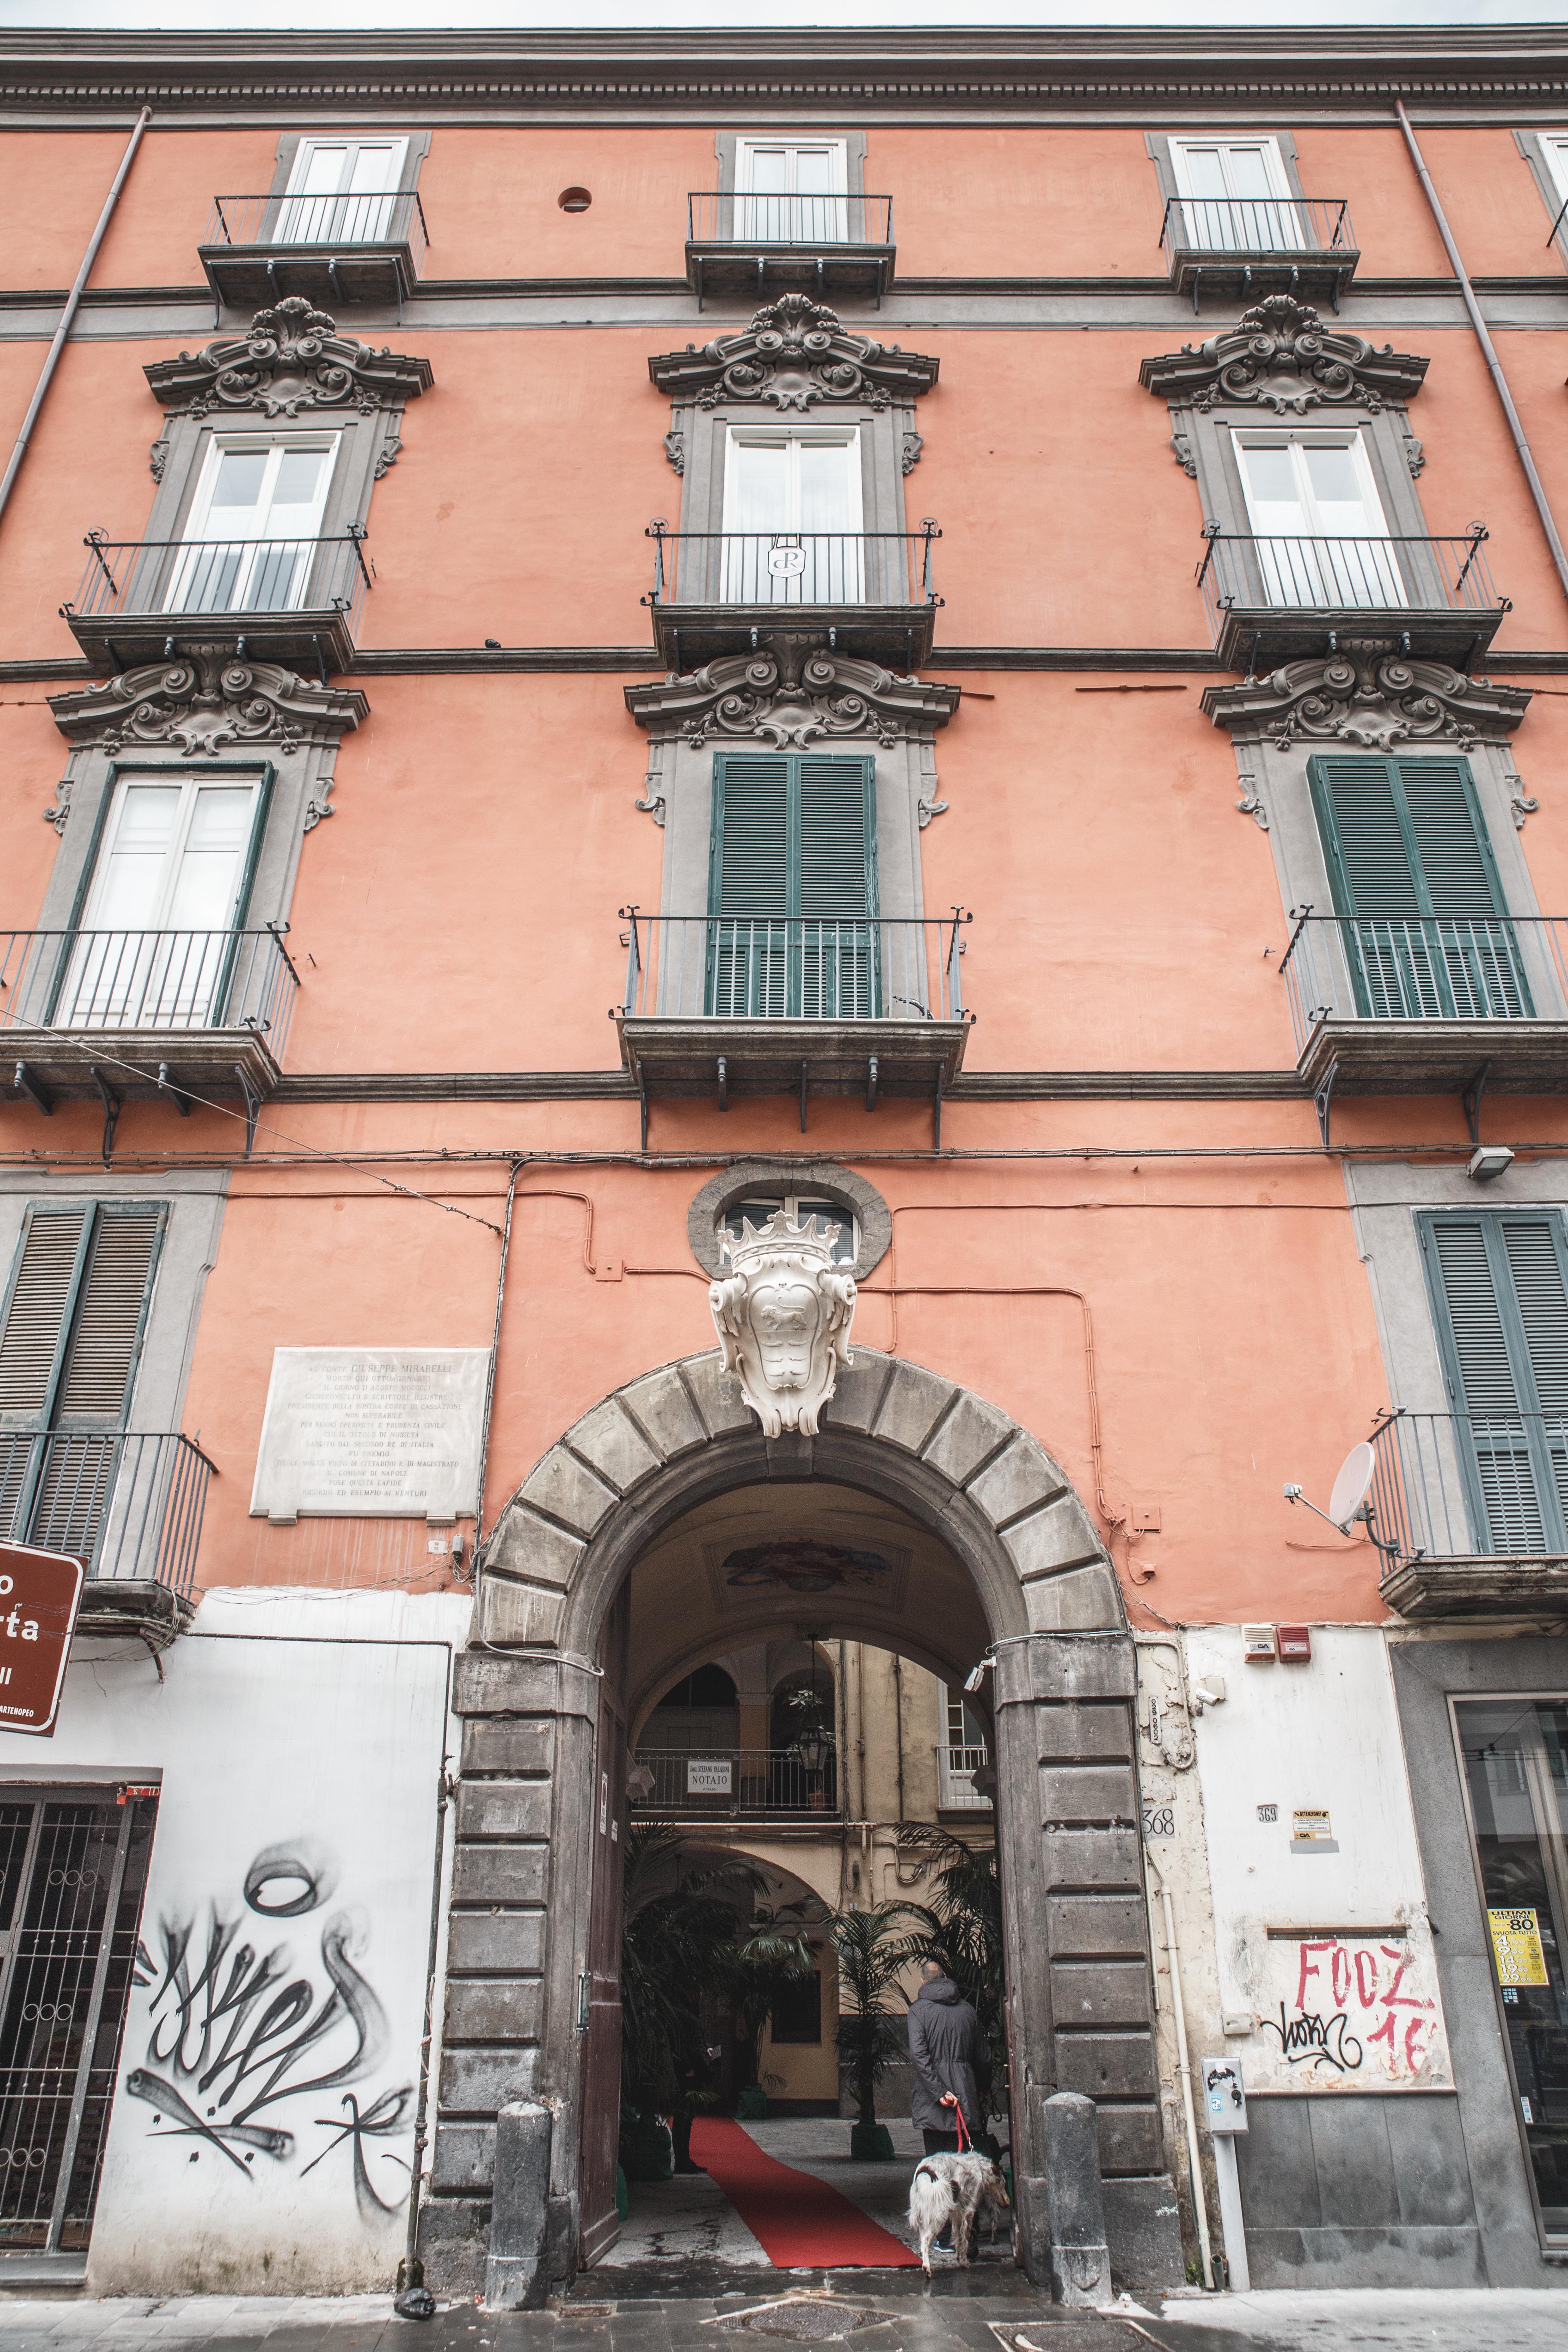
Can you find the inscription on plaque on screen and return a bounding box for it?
[250,1348,487,1522]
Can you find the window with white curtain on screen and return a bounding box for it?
[1234,430,1403,608]
[278,136,409,244]
[720,427,863,604]
[735,138,849,243]
[1170,135,1300,251]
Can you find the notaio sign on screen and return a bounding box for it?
[0,1544,85,1737]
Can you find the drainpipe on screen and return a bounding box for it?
[0,106,151,528]
[1394,95,1568,610]
[1144,1844,1215,2292]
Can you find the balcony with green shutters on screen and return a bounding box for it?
[1368,1214,1568,1619]
[614,752,972,1137]
[1278,753,1568,1131]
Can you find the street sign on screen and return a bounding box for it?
[0,1543,85,1738]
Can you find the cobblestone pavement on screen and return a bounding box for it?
[0,2283,1566,2352]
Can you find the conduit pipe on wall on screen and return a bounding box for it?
[1394,96,1568,611]
[0,106,151,527]
[1144,1844,1215,2293]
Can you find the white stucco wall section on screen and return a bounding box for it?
[1185,1625,1452,2096]
[0,1588,471,2295]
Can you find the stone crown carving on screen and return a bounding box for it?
[145,296,434,420]
[1202,640,1530,751]
[49,647,369,756]
[710,1208,857,1439]
[649,293,939,412]
[625,636,959,748]
[1139,294,1429,416]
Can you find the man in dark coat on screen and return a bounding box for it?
[907,1960,990,2155]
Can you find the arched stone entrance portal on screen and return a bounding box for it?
[422,1347,1179,2301]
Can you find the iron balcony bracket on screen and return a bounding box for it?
[717,1055,728,1113]
[12,1062,52,1118]
[934,1062,944,1152]
[1314,1054,1339,1150]
[234,1063,263,1156]
[799,1060,809,1135]
[1463,1061,1492,1147]
[866,1055,879,1114]
[634,1054,648,1155]
[90,1066,120,1164]
[157,1062,193,1118]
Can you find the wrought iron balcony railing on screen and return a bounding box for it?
[1162,194,1354,259]
[63,530,371,671]
[0,1431,214,1597]
[67,528,370,628]
[1371,1409,1568,1564]
[205,188,429,260]
[0,927,298,1054]
[687,192,893,248]
[1278,913,1568,1054]
[632,1747,840,1816]
[647,524,938,613]
[620,913,968,1025]
[1197,527,1504,644]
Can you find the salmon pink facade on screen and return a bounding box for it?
[1,20,1568,2304]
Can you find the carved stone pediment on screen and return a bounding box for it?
[710,1208,857,1438]
[145,296,433,420]
[50,647,369,759]
[625,636,959,748]
[649,293,938,413]
[1140,294,1428,416]
[1203,641,1530,750]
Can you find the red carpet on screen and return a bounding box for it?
[689,2115,921,2269]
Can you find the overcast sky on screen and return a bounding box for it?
[4,3,1564,30]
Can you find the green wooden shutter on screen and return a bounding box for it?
[709,754,877,1016]
[798,755,876,1016]
[1420,1212,1568,1550]
[1310,755,1525,1018]
[709,754,790,1016]
[0,1205,162,1558]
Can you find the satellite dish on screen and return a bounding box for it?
[1329,1440,1376,1531]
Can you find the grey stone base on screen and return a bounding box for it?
[417,2197,491,2298]
[1244,2223,1487,2288]
[1102,2175,1184,2294]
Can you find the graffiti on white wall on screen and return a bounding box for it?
[124,1837,415,2222]
[1250,1930,1452,2091]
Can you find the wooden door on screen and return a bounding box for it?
[578,1591,629,2266]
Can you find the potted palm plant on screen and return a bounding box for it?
[829,1902,917,2161]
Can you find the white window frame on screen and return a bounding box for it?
[167,432,339,618]
[735,138,850,244]
[67,772,265,1028]
[937,1683,991,1811]
[1232,427,1404,611]
[1169,135,1300,252]
[1540,133,1568,214]
[721,426,864,605]
[278,135,409,245]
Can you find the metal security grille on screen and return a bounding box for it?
[0,1792,156,2251]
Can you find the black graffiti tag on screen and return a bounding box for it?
[1259,2003,1365,2073]
[127,1839,410,2208]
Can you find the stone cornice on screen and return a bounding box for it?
[1202,642,1531,750]
[649,296,937,412]
[625,639,959,747]
[145,297,432,419]
[1140,295,1429,416]
[8,28,1568,114]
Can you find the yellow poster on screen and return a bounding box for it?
[1488,1907,1549,1987]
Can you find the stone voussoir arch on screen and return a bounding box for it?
[481,1343,1126,1651]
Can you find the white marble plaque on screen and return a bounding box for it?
[250,1348,488,1521]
